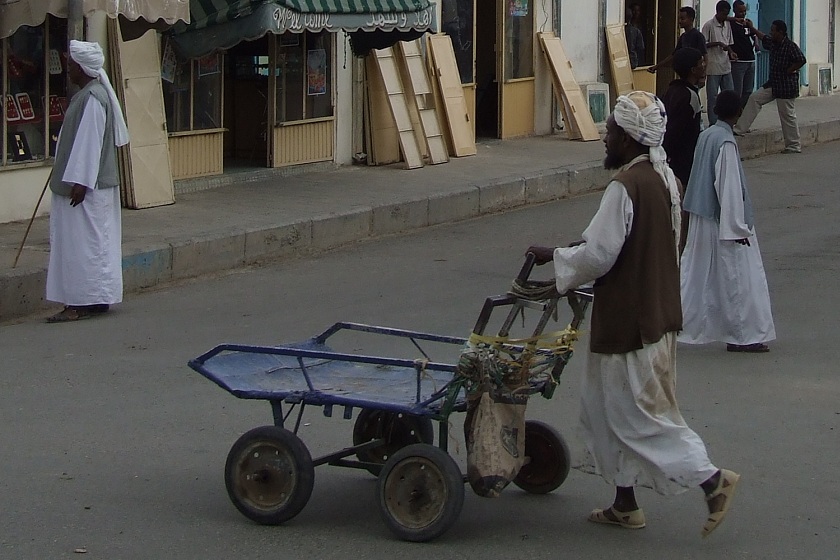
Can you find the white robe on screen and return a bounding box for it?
[553,174,717,494]
[46,98,123,307]
[679,142,776,345]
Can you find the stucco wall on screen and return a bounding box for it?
[559,1,601,83]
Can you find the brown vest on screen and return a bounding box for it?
[590,161,682,354]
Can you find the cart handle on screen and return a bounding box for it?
[517,252,537,283]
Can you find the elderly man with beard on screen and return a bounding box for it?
[45,40,130,323]
[528,92,739,538]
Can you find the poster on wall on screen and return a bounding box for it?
[48,49,63,74]
[197,54,221,77]
[6,95,21,122]
[15,93,35,120]
[509,0,528,16]
[9,131,31,161]
[161,39,177,83]
[307,49,327,95]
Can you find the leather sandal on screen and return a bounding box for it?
[46,306,93,323]
[702,469,741,538]
[588,506,646,529]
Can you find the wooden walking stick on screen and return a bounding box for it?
[12,168,53,269]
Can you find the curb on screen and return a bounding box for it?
[2,121,838,322]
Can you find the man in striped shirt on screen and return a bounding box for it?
[734,19,806,153]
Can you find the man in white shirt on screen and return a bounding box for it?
[702,0,736,124]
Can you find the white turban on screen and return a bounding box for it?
[613,91,682,254]
[70,40,130,147]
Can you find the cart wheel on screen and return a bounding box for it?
[353,409,434,475]
[513,420,571,494]
[224,425,315,525]
[377,443,464,542]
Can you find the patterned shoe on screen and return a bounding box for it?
[588,506,646,529]
[702,469,741,538]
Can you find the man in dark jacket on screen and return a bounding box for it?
[662,47,707,187]
[734,19,806,153]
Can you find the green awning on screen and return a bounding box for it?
[171,0,436,58]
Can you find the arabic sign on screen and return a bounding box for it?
[171,2,437,60]
[271,5,436,33]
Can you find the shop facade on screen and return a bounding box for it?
[1,0,189,223]
[161,0,437,180]
[3,0,836,223]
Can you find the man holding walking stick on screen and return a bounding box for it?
[45,40,130,323]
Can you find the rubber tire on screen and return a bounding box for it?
[512,420,571,494]
[224,425,315,525]
[352,409,435,475]
[377,443,465,542]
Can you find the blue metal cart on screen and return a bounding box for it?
[189,256,591,542]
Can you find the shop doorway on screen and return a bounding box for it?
[653,0,678,94]
[627,0,678,95]
[223,37,271,169]
[474,0,536,139]
[756,0,793,86]
[474,0,498,137]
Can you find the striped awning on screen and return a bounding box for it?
[170,0,436,58]
[0,0,189,39]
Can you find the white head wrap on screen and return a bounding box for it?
[613,91,682,254]
[70,40,130,147]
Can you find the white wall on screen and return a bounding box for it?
[534,0,554,135]
[0,167,53,224]
[559,1,601,82]
[334,34,353,165]
[804,0,829,65]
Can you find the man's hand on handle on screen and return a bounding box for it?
[527,246,555,265]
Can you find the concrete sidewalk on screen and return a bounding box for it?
[2,94,839,322]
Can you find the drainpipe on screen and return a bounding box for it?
[799,0,806,87]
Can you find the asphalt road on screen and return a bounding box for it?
[2,142,839,560]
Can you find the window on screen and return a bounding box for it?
[161,40,223,133]
[274,31,333,124]
[504,0,534,80]
[2,16,68,167]
[442,0,474,84]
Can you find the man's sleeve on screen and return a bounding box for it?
[702,21,712,42]
[552,181,634,293]
[62,97,106,189]
[695,32,709,55]
[792,42,806,65]
[663,89,692,155]
[715,142,753,240]
[761,35,773,51]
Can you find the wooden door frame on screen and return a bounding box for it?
[496,0,536,138]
